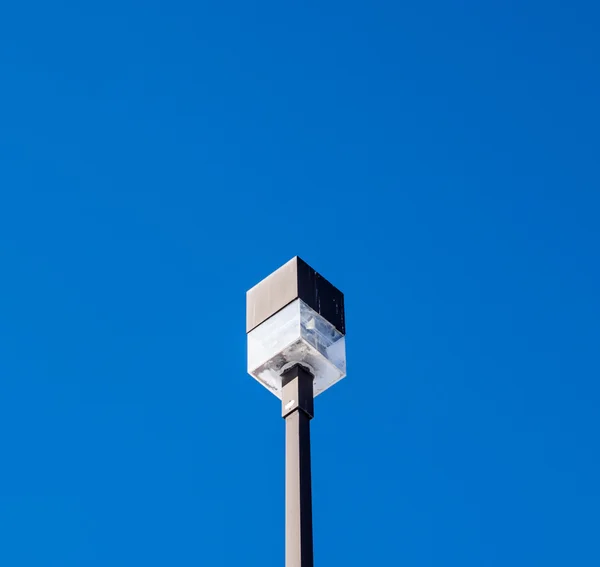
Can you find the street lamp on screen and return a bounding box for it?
[246,257,346,567]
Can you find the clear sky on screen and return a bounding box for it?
[1,1,599,566]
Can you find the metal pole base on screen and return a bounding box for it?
[282,365,314,567]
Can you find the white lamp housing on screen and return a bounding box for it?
[248,299,346,398]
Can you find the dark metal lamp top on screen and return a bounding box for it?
[246,257,345,335]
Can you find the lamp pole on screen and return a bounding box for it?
[246,257,346,567]
[282,364,315,567]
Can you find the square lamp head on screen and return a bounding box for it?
[246,257,346,398]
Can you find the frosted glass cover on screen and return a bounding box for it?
[247,299,346,398]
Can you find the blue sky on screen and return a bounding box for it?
[1,1,599,565]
